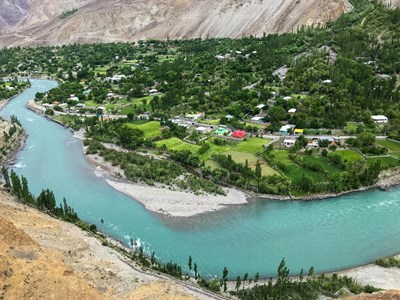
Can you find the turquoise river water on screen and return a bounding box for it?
[1,79,399,279]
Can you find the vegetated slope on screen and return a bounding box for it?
[0,0,353,46]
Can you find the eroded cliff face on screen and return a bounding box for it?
[0,0,353,46]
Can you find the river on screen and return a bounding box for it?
[1,79,399,279]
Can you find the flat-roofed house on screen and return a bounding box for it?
[371,115,388,123]
[283,139,296,148]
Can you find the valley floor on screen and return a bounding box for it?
[85,141,400,218]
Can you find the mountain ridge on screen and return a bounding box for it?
[0,0,353,46]
[0,0,399,47]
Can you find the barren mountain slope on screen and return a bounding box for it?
[0,191,204,300]
[0,0,31,31]
[0,0,352,46]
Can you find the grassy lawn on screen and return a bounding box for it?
[158,55,177,62]
[84,100,99,107]
[155,136,276,174]
[231,137,270,154]
[94,66,108,74]
[205,160,220,169]
[331,150,364,162]
[376,140,400,158]
[201,119,220,125]
[155,138,201,153]
[242,122,265,129]
[132,96,153,105]
[119,106,135,114]
[198,144,231,160]
[127,121,162,138]
[273,150,324,182]
[302,155,342,174]
[367,157,399,169]
[154,137,183,149]
[225,151,278,176]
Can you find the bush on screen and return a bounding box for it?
[89,224,97,232]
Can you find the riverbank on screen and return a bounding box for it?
[0,106,26,168]
[106,179,248,217]
[86,143,400,217]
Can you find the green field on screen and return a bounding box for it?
[155,136,276,174]
[367,157,399,169]
[84,100,98,107]
[273,150,324,182]
[225,150,278,176]
[302,155,342,174]
[201,119,220,125]
[330,150,364,162]
[376,139,400,158]
[231,137,269,154]
[120,106,136,114]
[155,137,200,152]
[204,160,220,169]
[127,121,162,138]
[94,66,108,74]
[243,122,265,129]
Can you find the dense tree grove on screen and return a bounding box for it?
[0,1,398,136]
[6,170,79,222]
[234,259,379,299]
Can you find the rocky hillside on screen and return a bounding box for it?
[0,0,31,31]
[0,0,353,46]
[0,191,203,300]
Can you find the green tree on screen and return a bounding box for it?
[255,160,262,192]
[235,276,241,292]
[188,255,192,271]
[2,167,10,189]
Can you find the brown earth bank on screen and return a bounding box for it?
[0,190,211,300]
[345,290,400,299]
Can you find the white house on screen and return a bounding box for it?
[186,112,205,121]
[226,114,234,120]
[256,104,266,110]
[251,116,264,122]
[283,96,292,101]
[283,139,296,148]
[288,108,297,115]
[306,141,319,149]
[149,89,159,95]
[280,124,295,135]
[69,94,79,101]
[195,126,210,134]
[322,79,332,84]
[111,74,125,81]
[371,115,388,123]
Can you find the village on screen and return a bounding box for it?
[25,83,400,197]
